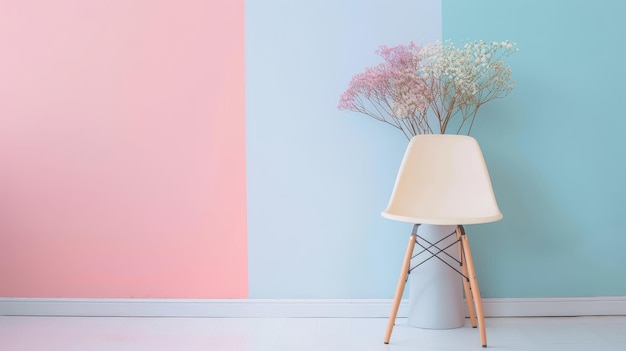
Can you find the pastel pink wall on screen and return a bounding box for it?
[0,1,247,298]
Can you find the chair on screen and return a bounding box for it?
[382,134,502,348]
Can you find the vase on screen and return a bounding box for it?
[406,224,465,329]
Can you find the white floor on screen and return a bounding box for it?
[0,316,625,351]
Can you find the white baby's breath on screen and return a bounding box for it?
[338,39,518,137]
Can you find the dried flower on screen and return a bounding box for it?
[338,40,518,138]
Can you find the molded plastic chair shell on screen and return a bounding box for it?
[382,134,503,225]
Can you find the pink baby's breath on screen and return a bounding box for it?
[338,40,517,138]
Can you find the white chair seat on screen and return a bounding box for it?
[382,134,502,225]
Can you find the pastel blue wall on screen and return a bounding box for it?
[444,0,626,297]
[246,0,441,298]
[246,0,626,299]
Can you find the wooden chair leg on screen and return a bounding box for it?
[384,233,416,344]
[456,226,477,328]
[459,228,487,347]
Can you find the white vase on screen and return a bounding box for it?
[407,224,465,329]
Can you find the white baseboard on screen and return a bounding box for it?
[482,296,626,317]
[1,297,625,318]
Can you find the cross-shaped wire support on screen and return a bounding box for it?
[383,224,488,348]
[409,224,466,279]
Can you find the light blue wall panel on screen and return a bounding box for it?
[246,0,442,298]
[444,0,626,297]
